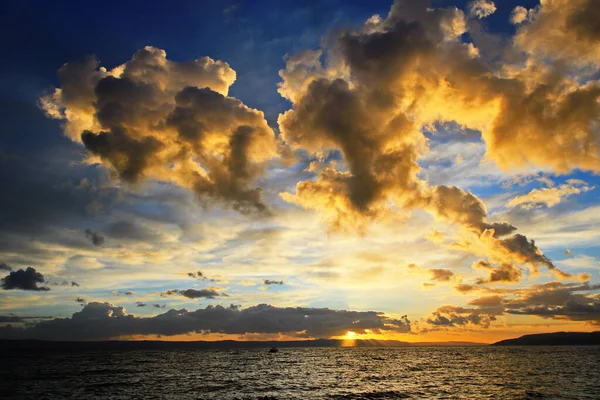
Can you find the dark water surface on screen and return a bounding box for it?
[2,346,599,399]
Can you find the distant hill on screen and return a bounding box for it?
[0,338,484,352]
[492,331,600,346]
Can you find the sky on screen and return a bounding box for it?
[0,0,599,343]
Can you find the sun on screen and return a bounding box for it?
[341,331,358,347]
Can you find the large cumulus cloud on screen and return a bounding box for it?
[40,46,278,214]
[0,302,411,340]
[277,1,591,281]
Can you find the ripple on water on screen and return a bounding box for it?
[1,347,600,399]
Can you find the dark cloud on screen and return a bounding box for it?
[168,89,276,215]
[51,280,80,287]
[263,279,284,285]
[82,128,164,184]
[84,229,105,246]
[0,158,120,266]
[0,302,411,340]
[426,304,502,328]
[501,235,553,272]
[106,220,162,242]
[0,315,53,324]
[0,262,12,272]
[494,234,587,281]
[425,186,516,237]
[112,290,135,296]
[0,315,26,323]
[153,304,166,309]
[566,0,600,41]
[136,302,147,307]
[429,282,600,330]
[429,269,454,282]
[473,260,522,284]
[468,295,503,307]
[187,271,206,280]
[504,282,600,323]
[75,297,86,305]
[1,267,49,291]
[454,283,476,293]
[161,288,226,299]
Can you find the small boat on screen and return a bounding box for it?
[269,346,279,353]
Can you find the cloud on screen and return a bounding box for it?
[452,228,584,282]
[507,182,594,209]
[468,295,503,307]
[1,267,50,291]
[0,315,53,324]
[76,297,86,305]
[0,262,12,272]
[423,185,516,236]
[84,229,105,246]
[499,234,581,280]
[40,46,279,215]
[0,315,27,323]
[263,279,284,285]
[427,305,501,328]
[105,220,164,242]
[504,282,600,324]
[187,271,206,280]
[278,0,599,233]
[0,302,411,340]
[429,269,454,282]
[431,282,600,330]
[513,0,600,67]
[510,6,532,25]
[161,288,226,299]
[276,1,588,284]
[112,290,135,296]
[50,280,81,287]
[468,0,496,19]
[473,260,522,284]
[455,283,476,293]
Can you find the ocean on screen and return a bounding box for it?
[2,346,599,399]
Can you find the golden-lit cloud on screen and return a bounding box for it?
[40,46,278,214]
[510,6,532,25]
[468,0,497,19]
[276,0,597,282]
[506,181,594,209]
[513,0,600,67]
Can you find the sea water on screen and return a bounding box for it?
[2,346,599,399]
